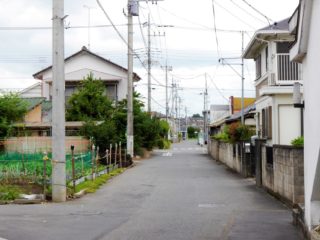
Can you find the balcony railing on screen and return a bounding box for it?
[273,54,302,85]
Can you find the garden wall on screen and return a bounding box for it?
[1,136,90,154]
[208,139,247,177]
[260,144,304,205]
[209,139,304,206]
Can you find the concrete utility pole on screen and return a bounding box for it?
[161,64,172,121]
[147,13,151,113]
[241,31,245,125]
[203,74,208,144]
[52,0,66,202]
[127,0,135,157]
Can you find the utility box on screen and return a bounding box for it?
[129,0,139,16]
[245,143,251,153]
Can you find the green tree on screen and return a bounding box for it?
[187,126,199,138]
[0,93,27,138]
[66,73,113,121]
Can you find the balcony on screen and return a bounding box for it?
[270,54,302,85]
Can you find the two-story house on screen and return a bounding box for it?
[243,18,303,146]
[289,0,320,230]
[33,46,141,104]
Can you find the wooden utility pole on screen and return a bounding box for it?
[52,0,66,202]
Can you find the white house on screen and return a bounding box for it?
[243,19,303,146]
[19,82,42,98]
[33,46,141,103]
[289,0,320,230]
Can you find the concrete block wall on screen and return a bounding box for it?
[273,145,304,205]
[208,139,242,174]
[210,139,305,206]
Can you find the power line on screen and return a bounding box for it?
[229,0,266,24]
[240,0,273,26]
[214,1,256,30]
[96,0,164,87]
[211,0,220,58]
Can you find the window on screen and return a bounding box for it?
[261,106,272,139]
[255,55,262,79]
[105,84,117,102]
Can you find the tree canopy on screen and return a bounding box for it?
[67,74,171,156]
[66,73,113,121]
[0,93,28,138]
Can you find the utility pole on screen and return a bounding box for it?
[127,0,136,157]
[219,31,245,125]
[241,31,245,125]
[147,13,151,113]
[203,74,208,144]
[83,5,94,50]
[52,0,66,202]
[161,64,172,121]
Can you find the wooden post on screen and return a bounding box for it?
[71,145,76,195]
[95,146,99,176]
[119,142,122,168]
[91,144,95,180]
[106,149,109,174]
[109,144,112,171]
[115,143,118,168]
[81,153,84,177]
[43,151,49,200]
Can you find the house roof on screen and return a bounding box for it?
[225,104,256,123]
[33,46,141,81]
[23,97,46,111]
[19,82,41,95]
[259,18,290,31]
[243,18,292,59]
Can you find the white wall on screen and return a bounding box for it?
[255,94,301,145]
[301,0,320,228]
[278,104,301,145]
[40,53,129,100]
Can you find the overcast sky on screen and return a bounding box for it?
[0,0,299,115]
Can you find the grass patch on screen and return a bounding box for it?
[75,168,125,194]
[0,185,24,201]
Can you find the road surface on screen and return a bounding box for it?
[0,140,302,240]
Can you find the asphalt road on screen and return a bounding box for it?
[0,140,303,240]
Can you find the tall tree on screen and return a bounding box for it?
[66,74,113,121]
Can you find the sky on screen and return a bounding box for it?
[0,0,299,116]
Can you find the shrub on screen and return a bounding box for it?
[0,185,23,201]
[291,136,304,147]
[212,122,254,143]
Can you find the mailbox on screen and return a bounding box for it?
[245,143,251,153]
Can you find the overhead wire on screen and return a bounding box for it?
[214,1,256,30]
[229,0,266,24]
[240,0,274,26]
[211,0,221,58]
[96,0,164,87]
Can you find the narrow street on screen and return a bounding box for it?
[0,140,302,240]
